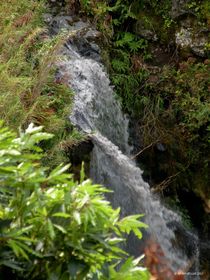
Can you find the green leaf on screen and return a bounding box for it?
[8,240,29,260]
[73,211,81,225]
[117,215,148,239]
[48,164,70,181]
[54,224,67,234]
[47,219,55,239]
[0,260,23,271]
[52,213,71,218]
[0,121,149,279]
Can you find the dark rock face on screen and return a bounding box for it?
[168,220,210,272]
[200,241,210,264]
[45,14,103,61]
[175,18,209,57]
[46,1,210,275]
[47,0,80,16]
[134,19,158,41]
[47,0,66,14]
[171,1,209,57]
[133,1,209,58]
[68,139,93,165]
[68,138,94,180]
[171,0,192,19]
[167,221,199,259]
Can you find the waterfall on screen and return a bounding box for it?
[54,16,200,279]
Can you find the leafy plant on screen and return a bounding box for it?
[0,121,149,280]
[137,60,210,200]
[115,32,148,53]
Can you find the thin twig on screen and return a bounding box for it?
[152,171,180,193]
[130,140,159,160]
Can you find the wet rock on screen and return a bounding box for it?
[176,27,192,47]
[68,138,94,180]
[84,29,102,41]
[171,0,193,19]
[69,138,94,165]
[46,15,102,61]
[47,0,67,15]
[167,221,199,259]
[43,13,53,24]
[200,241,210,263]
[175,26,209,57]
[73,32,101,61]
[47,15,101,42]
[49,15,87,35]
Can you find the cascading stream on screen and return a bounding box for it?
[55,18,200,278]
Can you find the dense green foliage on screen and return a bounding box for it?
[69,1,210,241]
[78,0,210,210]
[0,2,150,278]
[0,0,84,167]
[0,0,209,277]
[0,121,149,279]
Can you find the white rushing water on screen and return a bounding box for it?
[57,24,200,278]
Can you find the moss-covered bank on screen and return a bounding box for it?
[59,0,210,242]
[0,0,86,168]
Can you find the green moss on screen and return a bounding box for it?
[165,197,193,230]
[201,0,210,22]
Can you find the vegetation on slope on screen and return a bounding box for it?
[0,1,150,279]
[75,0,210,236]
[0,0,84,168]
[0,121,149,279]
[0,0,209,276]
